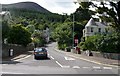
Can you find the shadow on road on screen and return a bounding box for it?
[1,60,22,64]
[34,57,51,61]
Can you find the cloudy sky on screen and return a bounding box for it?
[0,0,80,14]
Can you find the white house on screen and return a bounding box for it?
[0,11,11,23]
[83,18,110,38]
[43,27,50,43]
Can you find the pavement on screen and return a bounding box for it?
[1,51,32,64]
[54,48,120,68]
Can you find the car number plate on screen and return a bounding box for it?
[39,53,43,54]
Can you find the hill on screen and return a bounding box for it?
[2,2,50,13]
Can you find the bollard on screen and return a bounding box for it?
[10,49,13,56]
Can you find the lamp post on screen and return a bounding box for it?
[72,1,78,48]
[72,13,75,48]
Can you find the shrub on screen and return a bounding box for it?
[8,25,32,47]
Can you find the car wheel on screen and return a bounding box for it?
[45,55,48,59]
[34,56,38,59]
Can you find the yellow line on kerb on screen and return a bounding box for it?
[68,55,119,68]
[55,49,119,68]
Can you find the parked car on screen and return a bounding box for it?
[34,48,48,59]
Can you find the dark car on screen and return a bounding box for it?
[34,48,48,59]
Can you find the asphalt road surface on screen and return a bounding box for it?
[1,42,119,76]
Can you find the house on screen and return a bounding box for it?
[83,18,110,38]
[0,11,11,23]
[42,27,50,43]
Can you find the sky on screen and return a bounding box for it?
[0,0,80,15]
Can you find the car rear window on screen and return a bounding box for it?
[35,49,43,52]
[35,48,47,52]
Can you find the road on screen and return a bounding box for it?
[1,42,119,76]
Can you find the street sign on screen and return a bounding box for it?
[75,39,78,44]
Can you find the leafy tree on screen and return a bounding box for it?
[26,25,35,34]
[8,24,32,47]
[2,21,10,42]
[52,22,72,49]
[98,33,120,53]
[79,33,120,53]
[32,30,46,47]
[93,1,120,32]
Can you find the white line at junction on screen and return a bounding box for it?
[55,61,70,68]
[14,55,31,61]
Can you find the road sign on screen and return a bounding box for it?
[75,39,78,44]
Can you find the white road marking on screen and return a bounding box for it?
[73,66,80,69]
[56,61,63,67]
[2,72,25,74]
[103,67,112,70]
[82,67,90,69]
[55,61,70,68]
[14,55,31,61]
[62,66,70,68]
[64,56,75,61]
[93,66,101,69]
[2,64,7,65]
[50,56,54,60]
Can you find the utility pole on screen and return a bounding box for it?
[72,13,75,48]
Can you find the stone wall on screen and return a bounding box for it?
[2,44,34,58]
[81,51,120,60]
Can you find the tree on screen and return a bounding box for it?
[93,1,120,32]
[2,21,10,42]
[32,29,46,47]
[8,24,32,47]
[26,25,35,34]
[52,22,72,49]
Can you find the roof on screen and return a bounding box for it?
[85,18,106,27]
[0,11,10,15]
[85,18,96,27]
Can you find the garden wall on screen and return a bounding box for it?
[81,51,120,60]
[2,44,34,58]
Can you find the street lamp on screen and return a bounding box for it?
[72,1,78,48]
[72,13,75,48]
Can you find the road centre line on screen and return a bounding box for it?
[56,61,63,67]
[50,56,54,60]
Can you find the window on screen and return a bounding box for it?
[98,28,101,32]
[91,27,93,32]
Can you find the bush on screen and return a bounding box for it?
[66,47,71,52]
[8,25,32,47]
[98,33,120,53]
[79,32,120,53]
[78,42,87,51]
